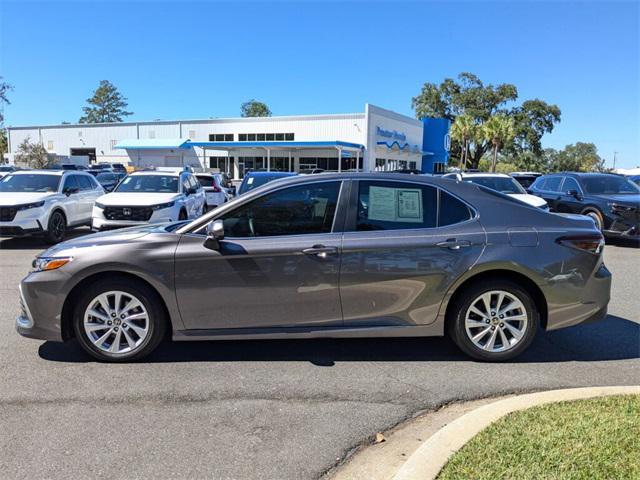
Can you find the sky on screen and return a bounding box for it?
[1,0,638,168]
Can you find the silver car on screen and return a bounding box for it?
[16,173,611,362]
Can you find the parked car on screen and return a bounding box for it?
[237,171,297,195]
[91,169,205,231]
[17,173,610,363]
[0,165,19,178]
[109,163,127,172]
[86,167,113,177]
[0,170,104,243]
[627,175,640,187]
[510,172,542,189]
[196,173,234,212]
[299,168,325,175]
[529,172,640,238]
[95,171,127,192]
[443,172,548,209]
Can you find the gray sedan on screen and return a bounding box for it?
[16,173,611,362]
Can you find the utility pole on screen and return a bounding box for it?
[613,151,618,170]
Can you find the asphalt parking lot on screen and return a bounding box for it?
[0,229,638,480]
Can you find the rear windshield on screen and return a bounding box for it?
[581,176,639,194]
[0,174,60,193]
[114,175,179,193]
[464,176,525,194]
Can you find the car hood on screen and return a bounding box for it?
[508,193,548,208]
[97,192,180,206]
[0,192,57,206]
[589,193,640,205]
[41,223,175,258]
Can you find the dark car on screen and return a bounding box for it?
[17,173,610,363]
[510,172,542,189]
[529,172,640,238]
[628,175,640,187]
[238,171,297,195]
[95,171,127,192]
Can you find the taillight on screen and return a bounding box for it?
[556,234,604,255]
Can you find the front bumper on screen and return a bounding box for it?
[92,214,173,231]
[16,278,65,342]
[0,208,47,237]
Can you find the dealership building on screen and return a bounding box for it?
[5,103,449,178]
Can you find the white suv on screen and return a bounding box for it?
[0,170,105,243]
[92,169,205,230]
[196,173,234,212]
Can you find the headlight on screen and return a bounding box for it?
[95,202,105,209]
[31,256,73,272]
[16,201,45,211]
[151,201,175,210]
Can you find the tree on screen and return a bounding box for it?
[449,114,478,169]
[79,80,133,123]
[241,99,271,117]
[0,76,12,125]
[412,72,560,169]
[549,143,604,172]
[482,115,515,172]
[14,137,52,169]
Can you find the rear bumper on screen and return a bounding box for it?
[545,263,612,331]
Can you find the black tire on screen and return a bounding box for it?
[203,203,209,214]
[45,210,67,244]
[583,210,604,232]
[447,280,538,362]
[72,277,167,362]
[178,209,188,220]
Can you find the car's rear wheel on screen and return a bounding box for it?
[178,209,187,220]
[448,281,538,361]
[45,210,66,244]
[72,278,166,362]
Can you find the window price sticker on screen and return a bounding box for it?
[368,186,423,223]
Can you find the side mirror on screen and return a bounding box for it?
[63,187,79,196]
[567,189,580,198]
[203,219,224,250]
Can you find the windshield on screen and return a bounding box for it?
[464,176,526,194]
[96,173,117,182]
[239,174,290,194]
[0,174,60,193]
[581,175,640,194]
[114,175,179,193]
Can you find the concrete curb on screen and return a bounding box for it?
[392,386,640,480]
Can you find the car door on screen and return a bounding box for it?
[555,176,584,213]
[76,174,99,221]
[174,180,345,330]
[537,175,563,211]
[60,174,81,224]
[339,179,485,327]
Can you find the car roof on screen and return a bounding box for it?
[459,172,510,178]
[129,170,181,177]
[244,171,297,177]
[11,169,67,176]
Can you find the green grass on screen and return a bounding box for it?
[437,395,640,480]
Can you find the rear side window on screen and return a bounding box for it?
[544,176,563,192]
[62,175,80,191]
[355,181,437,231]
[77,175,93,190]
[197,175,214,187]
[439,190,472,226]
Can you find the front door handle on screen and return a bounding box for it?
[302,245,338,258]
[436,238,472,250]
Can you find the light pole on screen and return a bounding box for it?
[613,151,618,170]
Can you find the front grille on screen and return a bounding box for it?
[0,206,18,222]
[103,206,153,221]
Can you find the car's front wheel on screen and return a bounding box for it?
[45,210,66,244]
[448,280,538,361]
[73,278,166,362]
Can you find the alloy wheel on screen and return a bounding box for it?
[83,290,149,355]
[464,290,528,353]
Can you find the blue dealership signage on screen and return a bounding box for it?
[422,118,451,174]
[376,126,406,142]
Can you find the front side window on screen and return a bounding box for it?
[355,181,437,231]
[562,177,581,193]
[0,174,61,193]
[464,176,525,194]
[221,182,340,237]
[77,175,93,190]
[63,175,80,192]
[115,175,178,193]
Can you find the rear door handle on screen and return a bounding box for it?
[436,238,472,250]
[302,245,338,258]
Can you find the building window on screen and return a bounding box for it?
[285,133,294,141]
[375,158,386,171]
[110,139,118,150]
[238,134,247,141]
[266,133,275,141]
[225,134,233,141]
[275,133,284,141]
[247,133,256,141]
[209,156,233,174]
[188,130,196,139]
[256,133,266,141]
[148,131,156,139]
[409,161,417,170]
[47,140,54,150]
[237,133,294,142]
[208,133,234,142]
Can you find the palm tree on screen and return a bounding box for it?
[450,114,477,170]
[482,114,515,172]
